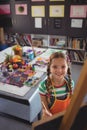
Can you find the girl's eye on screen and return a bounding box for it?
[52,65,57,69]
[62,66,66,69]
[51,65,66,69]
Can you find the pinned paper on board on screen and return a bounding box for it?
[70,5,86,18]
[35,18,42,28]
[31,6,45,17]
[71,19,83,28]
[15,4,27,15]
[49,5,64,17]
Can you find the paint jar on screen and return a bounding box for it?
[28,50,34,60]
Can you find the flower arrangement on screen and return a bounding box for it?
[3,45,24,70]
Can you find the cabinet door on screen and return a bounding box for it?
[13,16,32,33]
[10,0,32,33]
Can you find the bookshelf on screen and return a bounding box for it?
[48,35,67,49]
[30,34,86,65]
[4,33,87,65]
[67,37,86,64]
[31,34,48,48]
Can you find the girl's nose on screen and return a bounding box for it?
[56,67,62,72]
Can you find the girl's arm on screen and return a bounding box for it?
[40,95,52,117]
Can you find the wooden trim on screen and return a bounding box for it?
[32,111,65,130]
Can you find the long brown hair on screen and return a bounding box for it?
[46,51,72,96]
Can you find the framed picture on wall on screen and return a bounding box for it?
[31,6,45,17]
[70,5,86,18]
[15,4,27,15]
[0,4,11,15]
[71,19,83,28]
[49,5,64,17]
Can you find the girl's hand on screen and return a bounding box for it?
[42,109,52,119]
[45,109,52,116]
[41,101,52,119]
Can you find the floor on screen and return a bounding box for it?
[0,113,32,130]
[0,64,85,130]
[71,64,82,85]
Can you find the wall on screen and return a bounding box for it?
[0,0,87,38]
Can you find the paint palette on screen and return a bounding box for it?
[24,76,40,87]
[34,57,48,68]
[24,71,44,87]
[5,70,28,87]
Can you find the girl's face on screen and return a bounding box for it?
[50,57,68,81]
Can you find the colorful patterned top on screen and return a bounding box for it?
[39,78,74,108]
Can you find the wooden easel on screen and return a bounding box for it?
[32,60,87,130]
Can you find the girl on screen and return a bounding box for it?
[39,52,74,119]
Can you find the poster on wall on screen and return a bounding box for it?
[0,4,10,15]
[15,4,27,15]
[35,18,42,28]
[31,6,45,17]
[70,5,86,18]
[49,5,64,17]
[71,19,83,28]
